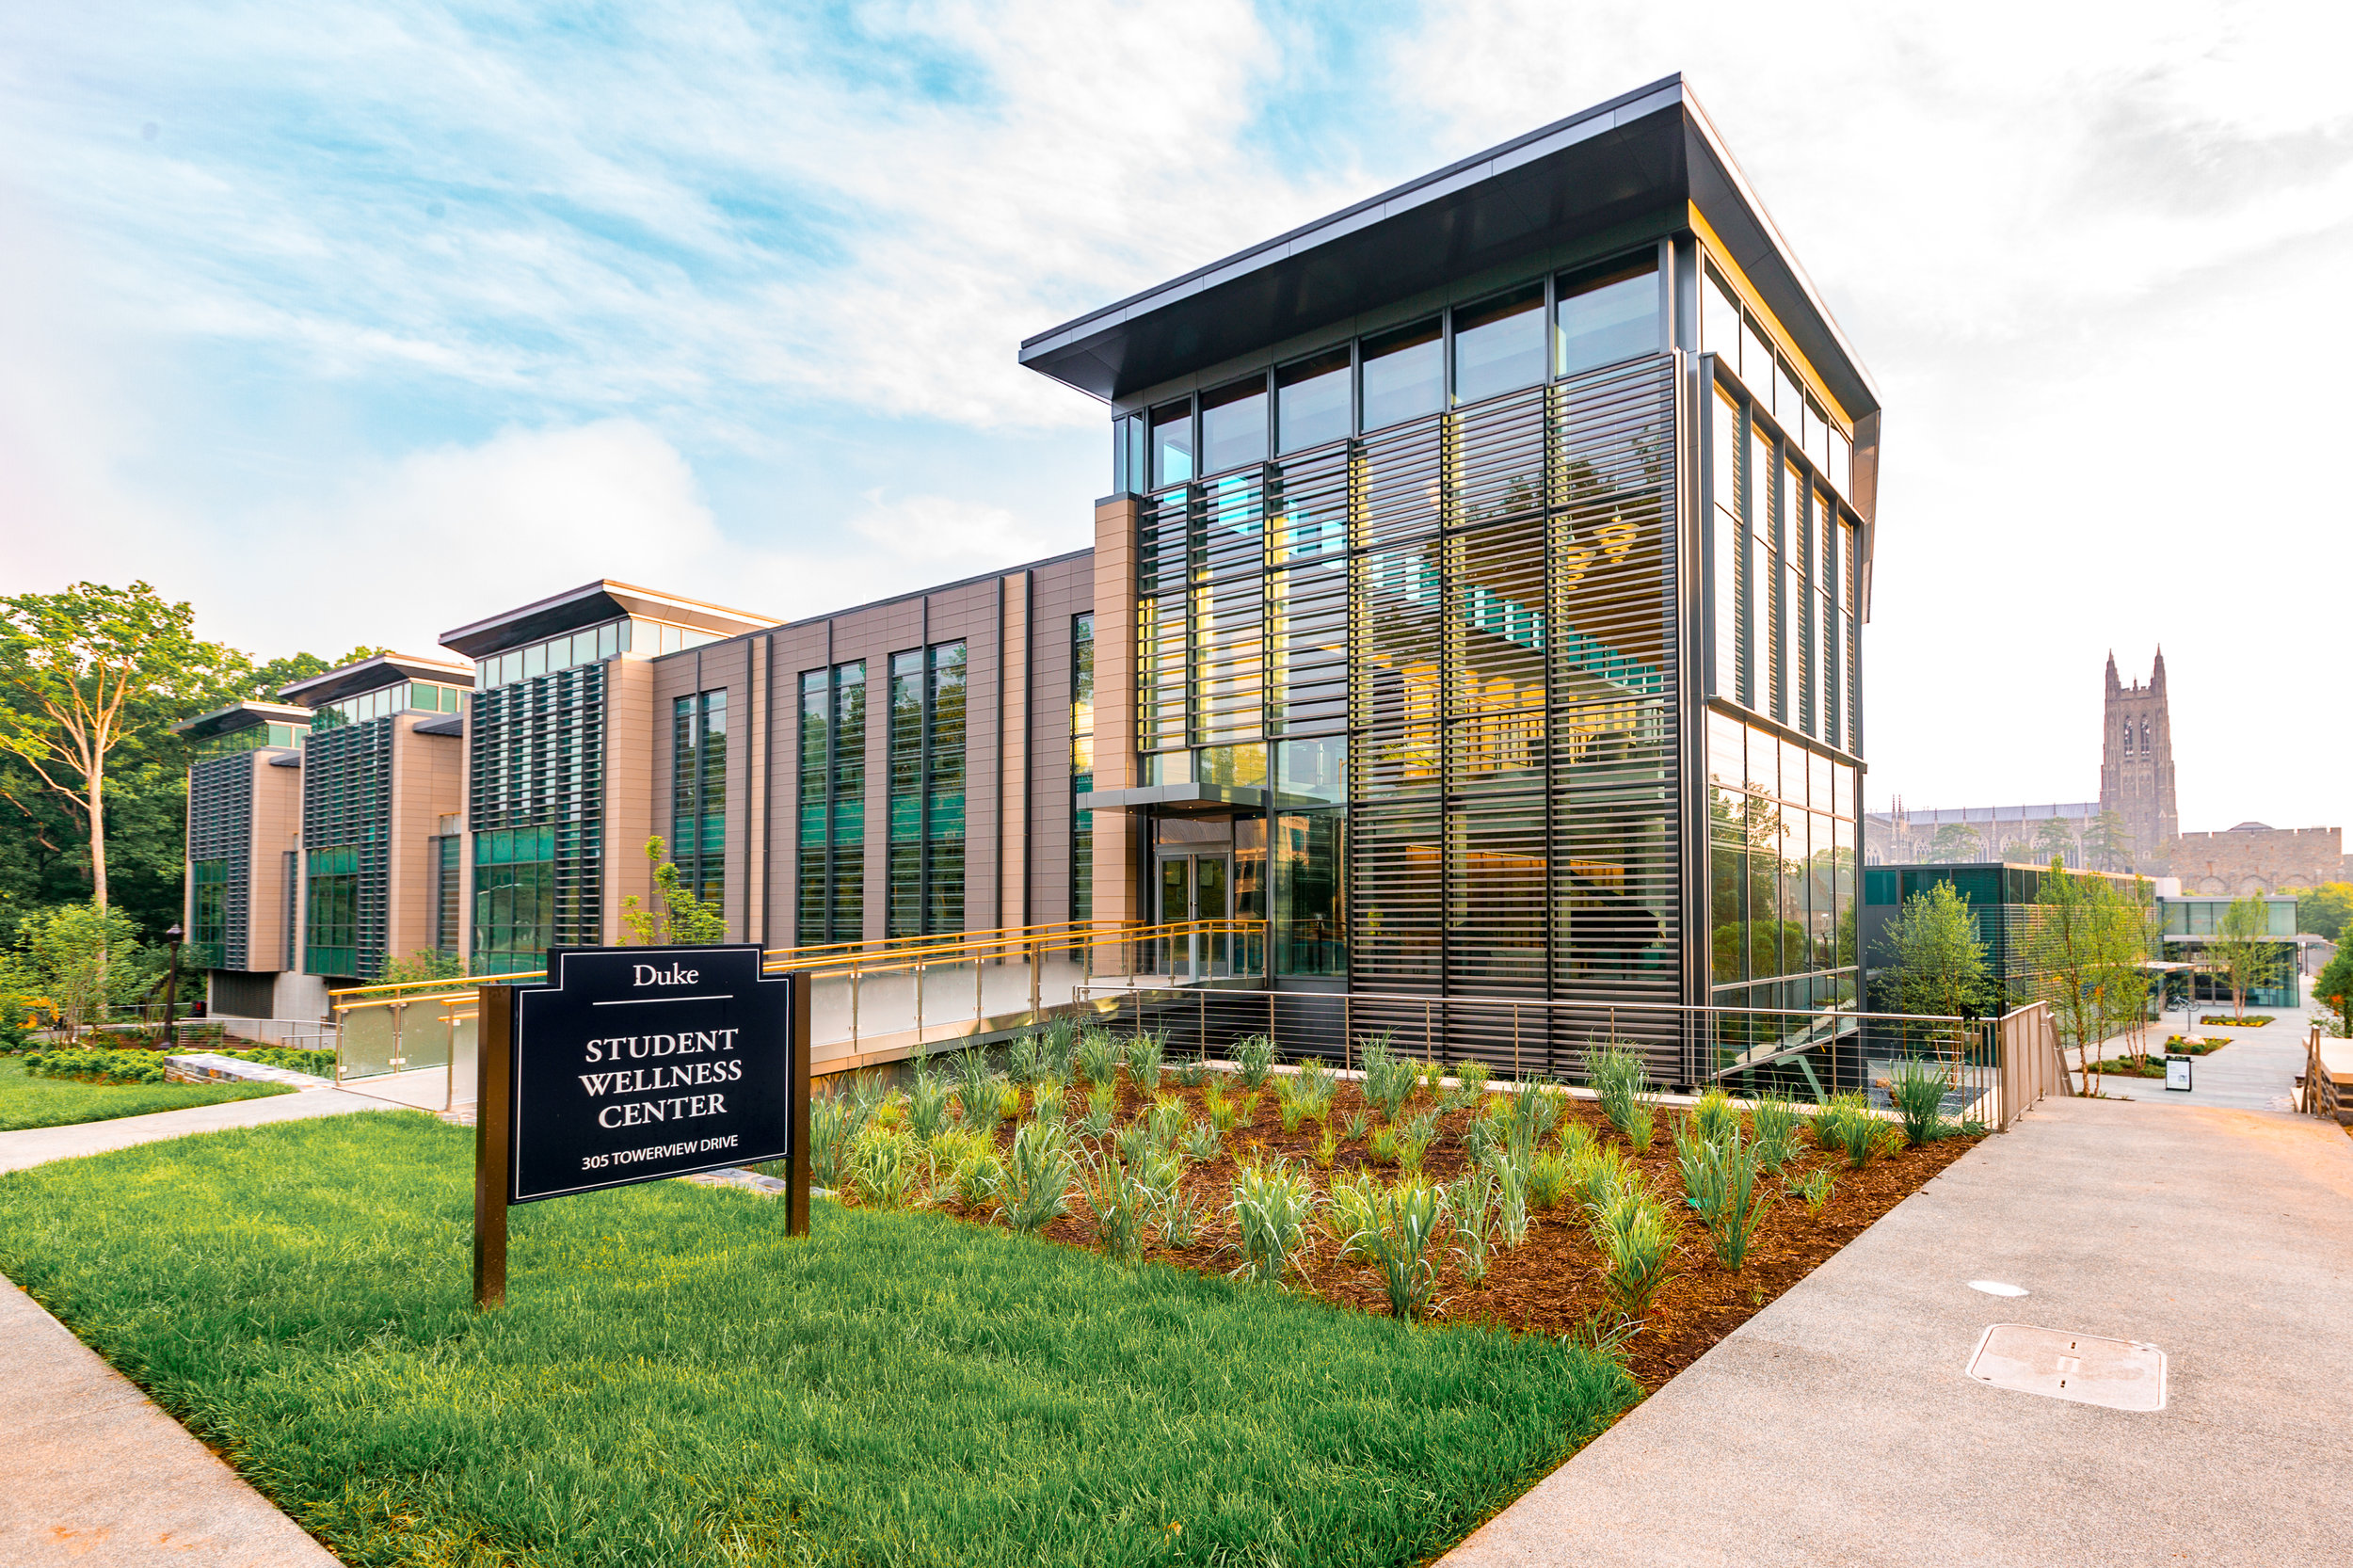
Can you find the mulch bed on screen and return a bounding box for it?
[879,1075,1982,1391]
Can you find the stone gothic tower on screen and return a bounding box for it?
[2099,650,2179,867]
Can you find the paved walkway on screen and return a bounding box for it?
[2084,994,2324,1113]
[0,1275,339,1565]
[1443,1094,2353,1567]
[0,1084,403,1175]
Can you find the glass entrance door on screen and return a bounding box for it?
[1156,851,1232,979]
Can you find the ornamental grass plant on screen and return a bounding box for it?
[1675,1128,1771,1270]
[1124,1030,1166,1094]
[1234,1032,1278,1089]
[1080,1151,1150,1263]
[1886,1058,1955,1147]
[1076,1029,1121,1090]
[906,1054,953,1140]
[1591,1190,1679,1321]
[1227,1160,1316,1287]
[999,1118,1080,1234]
[1749,1092,1802,1172]
[1350,1177,1446,1322]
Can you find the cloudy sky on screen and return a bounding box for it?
[3,1,2348,832]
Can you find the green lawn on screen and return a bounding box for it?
[0,1054,292,1131]
[0,1113,1637,1568]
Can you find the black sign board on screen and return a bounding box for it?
[504,944,796,1202]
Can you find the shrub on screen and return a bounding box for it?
[1227,1160,1316,1287]
[23,1047,168,1084]
[1886,1059,1954,1147]
[1350,1177,1446,1321]
[1677,1129,1771,1270]
[999,1119,1080,1233]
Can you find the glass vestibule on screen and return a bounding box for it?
[1156,850,1231,979]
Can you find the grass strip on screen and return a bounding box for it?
[0,1055,292,1131]
[0,1112,1636,1568]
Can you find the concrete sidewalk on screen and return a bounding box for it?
[1443,1096,2353,1568]
[0,1084,404,1175]
[0,1274,339,1565]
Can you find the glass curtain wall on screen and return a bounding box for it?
[305,844,360,975]
[670,691,728,912]
[1705,712,1859,1010]
[887,642,968,938]
[1071,615,1095,922]
[1128,250,1680,1005]
[795,663,865,944]
[303,717,392,980]
[466,664,605,975]
[189,858,231,969]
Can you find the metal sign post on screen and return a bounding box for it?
[472,945,805,1311]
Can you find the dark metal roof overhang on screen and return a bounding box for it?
[1018,73,1878,423]
[439,579,775,660]
[280,652,476,709]
[169,700,313,742]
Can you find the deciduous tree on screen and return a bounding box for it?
[622,837,727,946]
[2209,895,2282,1023]
[1927,822,1983,864]
[2025,858,2152,1092]
[1880,881,1992,1067]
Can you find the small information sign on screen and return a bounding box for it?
[472,944,807,1307]
[2164,1054,2194,1093]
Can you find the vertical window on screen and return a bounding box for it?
[1711,385,1748,707]
[1359,318,1443,430]
[434,835,460,957]
[1704,266,1742,374]
[1276,347,1351,454]
[1071,614,1095,922]
[795,663,864,944]
[887,641,968,938]
[1818,502,1840,751]
[671,691,728,914]
[1556,257,1660,376]
[1199,376,1269,475]
[305,844,360,976]
[189,858,230,969]
[927,642,968,936]
[1149,398,1194,488]
[1452,283,1545,404]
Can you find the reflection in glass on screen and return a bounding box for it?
[1277,736,1347,803]
[1705,268,1742,371]
[1150,398,1193,487]
[1276,810,1347,975]
[1360,319,1443,430]
[1200,376,1269,474]
[1558,259,1660,376]
[1277,348,1351,453]
[1453,284,1545,404]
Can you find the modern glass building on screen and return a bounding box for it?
[170,701,312,1016]
[438,580,773,973]
[1022,73,1881,1028]
[182,77,1887,1057]
[279,653,477,984]
[1860,862,2157,1015]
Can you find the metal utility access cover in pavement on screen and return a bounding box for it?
[1965,1324,2167,1411]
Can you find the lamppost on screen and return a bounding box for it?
[162,922,184,1048]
